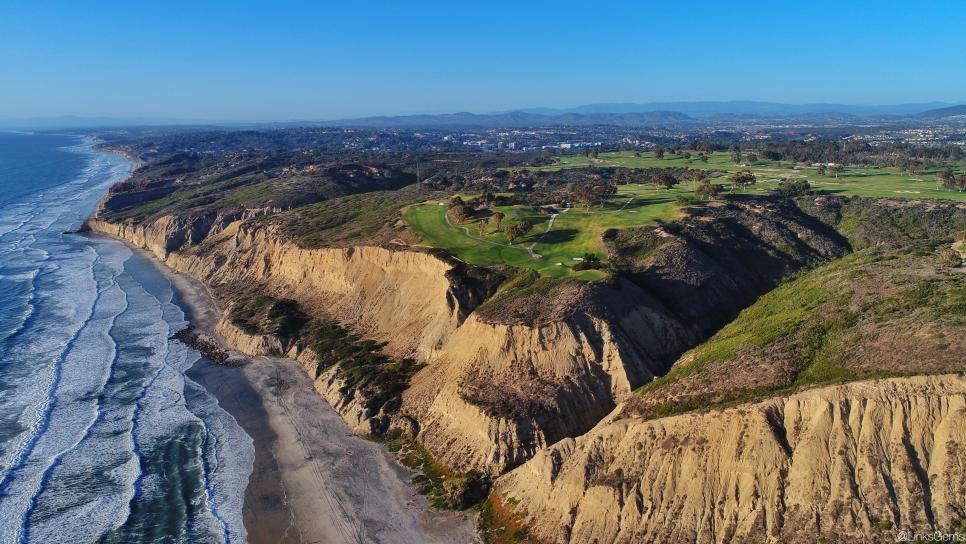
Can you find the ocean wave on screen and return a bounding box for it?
[17,247,130,542]
[0,249,108,543]
[0,136,252,544]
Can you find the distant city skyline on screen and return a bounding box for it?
[2,0,965,120]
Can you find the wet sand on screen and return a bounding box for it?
[137,247,480,544]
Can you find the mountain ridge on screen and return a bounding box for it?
[517,100,954,117]
[322,110,694,128]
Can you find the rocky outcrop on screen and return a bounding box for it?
[494,375,966,544]
[215,317,289,357]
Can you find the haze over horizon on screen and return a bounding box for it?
[1,0,965,120]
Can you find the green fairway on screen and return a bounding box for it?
[404,182,691,279]
[519,151,966,201]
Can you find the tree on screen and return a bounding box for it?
[779,179,811,198]
[591,182,618,206]
[829,164,845,178]
[489,211,505,233]
[570,182,616,207]
[439,471,489,509]
[650,171,678,190]
[698,153,709,163]
[503,220,534,244]
[746,152,758,163]
[447,196,474,223]
[448,204,473,224]
[570,183,597,207]
[937,169,957,189]
[654,147,665,160]
[574,253,603,270]
[731,144,742,164]
[730,170,757,190]
[681,168,708,183]
[816,164,827,176]
[695,180,721,200]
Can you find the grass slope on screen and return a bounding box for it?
[626,243,966,420]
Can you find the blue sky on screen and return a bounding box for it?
[1,0,964,120]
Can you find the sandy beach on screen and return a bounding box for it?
[135,247,480,544]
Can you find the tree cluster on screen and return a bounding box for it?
[447,196,475,223]
[573,253,603,270]
[778,178,811,198]
[650,171,678,190]
[730,170,757,189]
[503,219,535,243]
[937,169,966,191]
[695,180,723,200]
[569,181,618,207]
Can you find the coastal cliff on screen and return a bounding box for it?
[88,216,463,357]
[493,375,966,543]
[86,213,695,473]
[84,195,859,475]
[87,194,965,543]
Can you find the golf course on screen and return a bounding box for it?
[404,150,966,279]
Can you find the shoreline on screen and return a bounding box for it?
[108,240,480,543]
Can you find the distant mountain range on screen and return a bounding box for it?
[323,110,693,128]
[517,101,955,117]
[918,104,966,118]
[324,101,966,128]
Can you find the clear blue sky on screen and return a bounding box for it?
[1,0,964,120]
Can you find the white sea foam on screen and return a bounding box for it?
[0,136,253,544]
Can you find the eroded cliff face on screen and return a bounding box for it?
[494,375,966,544]
[86,214,689,474]
[404,293,695,473]
[86,194,859,477]
[89,215,463,358]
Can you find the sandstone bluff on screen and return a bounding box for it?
[86,194,966,543]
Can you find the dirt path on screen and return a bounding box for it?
[526,205,570,258]
[442,204,516,249]
[439,202,572,260]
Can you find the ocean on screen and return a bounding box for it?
[0,132,253,543]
